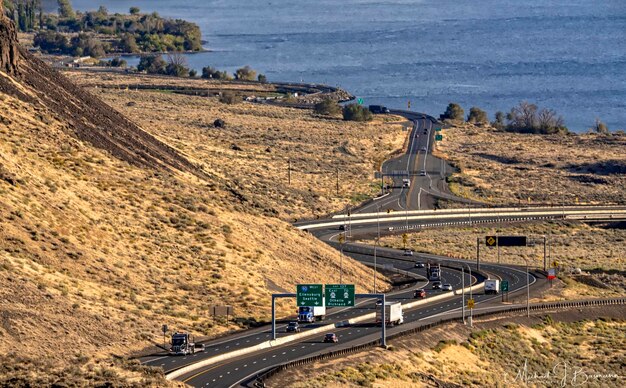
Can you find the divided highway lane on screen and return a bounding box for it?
[142,261,465,374]
[181,254,537,387]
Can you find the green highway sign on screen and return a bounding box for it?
[357,98,364,105]
[325,284,355,307]
[435,134,443,141]
[435,127,442,132]
[296,284,323,306]
[501,280,509,292]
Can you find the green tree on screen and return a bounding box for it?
[137,54,167,74]
[57,0,75,19]
[440,103,464,121]
[234,65,256,81]
[257,73,267,83]
[129,6,140,15]
[314,98,341,116]
[342,103,372,122]
[202,66,231,80]
[467,107,488,124]
[119,33,139,53]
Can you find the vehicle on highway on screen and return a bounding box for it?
[323,333,339,343]
[338,224,345,230]
[402,178,411,188]
[413,289,426,298]
[298,302,326,323]
[368,105,390,114]
[170,332,196,356]
[285,321,301,333]
[432,281,442,289]
[415,262,425,268]
[484,279,500,294]
[419,171,427,176]
[420,146,427,152]
[441,283,453,291]
[194,343,205,352]
[403,249,413,256]
[376,301,404,325]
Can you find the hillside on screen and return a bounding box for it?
[0,10,393,383]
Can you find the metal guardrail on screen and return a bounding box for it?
[247,297,626,387]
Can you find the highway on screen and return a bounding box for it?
[146,110,624,387]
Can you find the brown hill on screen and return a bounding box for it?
[0,10,388,384]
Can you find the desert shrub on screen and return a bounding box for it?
[314,98,342,116]
[440,103,464,121]
[492,111,506,130]
[505,101,568,134]
[467,106,488,124]
[343,103,372,122]
[219,92,239,105]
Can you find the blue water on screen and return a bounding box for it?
[69,0,626,131]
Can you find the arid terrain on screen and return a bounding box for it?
[434,123,626,205]
[275,308,625,387]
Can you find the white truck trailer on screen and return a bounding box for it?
[484,279,501,294]
[375,301,404,326]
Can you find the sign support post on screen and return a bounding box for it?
[272,293,296,340]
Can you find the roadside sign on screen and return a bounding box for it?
[548,268,556,280]
[435,134,443,141]
[498,236,527,247]
[467,298,475,309]
[435,127,442,132]
[325,284,355,307]
[357,98,364,105]
[486,236,527,247]
[402,233,408,245]
[338,233,345,244]
[500,280,509,292]
[296,284,323,306]
[552,260,559,268]
[161,324,168,334]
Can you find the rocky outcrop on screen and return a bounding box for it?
[0,6,20,75]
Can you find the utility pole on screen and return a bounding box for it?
[543,235,547,272]
[336,167,339,196]
[476,237,480,271]
[288,159,291,185]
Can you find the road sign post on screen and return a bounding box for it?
[162,324,168,349]
[272,293,296,340]
[501,280,509,302]
[467,298,475,309]
[325,284,355,307]
[435,134,443,141]
[357,98,364,105]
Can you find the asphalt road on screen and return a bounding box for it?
[179,244,542,387]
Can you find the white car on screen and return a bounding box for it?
[441,284,453,291]
[403,250,413,256]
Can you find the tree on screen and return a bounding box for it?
[137,54,167,74]
[314,98,341,116]
[129,6,140,15]
[57,0,75,19]
[506,101,538,132]
[189,69,197,77]
[119,33,139,53]
[467,107,488,124]
[201,66,231,80]
[257,74,267,83]
[234,65,256,81]
[492,111,506,130]
[342,103,372,122]
[440,103,464,121]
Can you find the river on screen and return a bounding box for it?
[67,0,626,132]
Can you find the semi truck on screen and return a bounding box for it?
[484,279,501,294]
[427,263,441,281]
[375,301,404,326]
[170,332,196,356]
[298,298,326,323]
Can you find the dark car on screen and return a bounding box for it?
[286,321,300,333]
[194,343,205,352]
[432,281,442,289]
[413,289,426,298]
[415,262,425,268]
[323,333,339,343]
